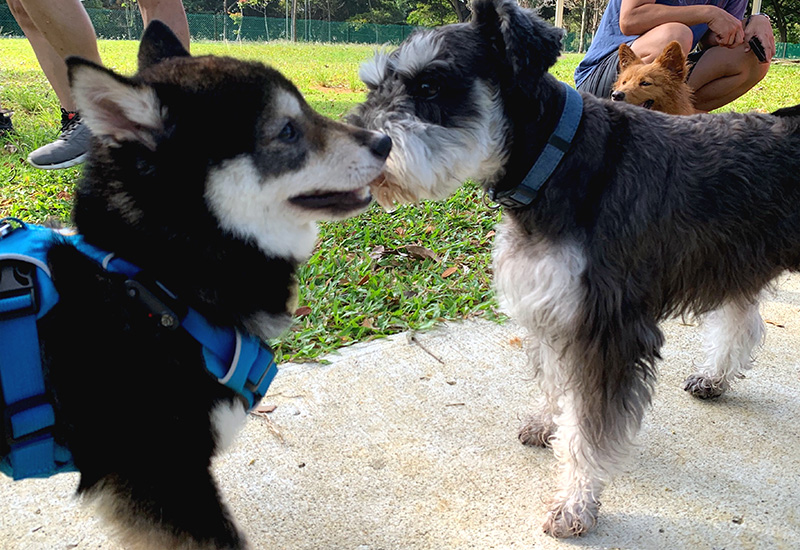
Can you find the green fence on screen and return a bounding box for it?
[1,5,799,57]
[0,6,417,45]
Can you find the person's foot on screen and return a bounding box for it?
[0,109,13,137]
[27,109,91,170]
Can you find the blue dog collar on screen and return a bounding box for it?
[489,81,583,208]
[0,219,277,480]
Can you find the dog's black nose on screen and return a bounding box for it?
[610,90,625,102]
[370,134,392,160]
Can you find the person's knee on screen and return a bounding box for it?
[632,22,694,62]
[661,23,694,53]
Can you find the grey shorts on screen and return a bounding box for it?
[577,46,705,100]
[576,48,622,100]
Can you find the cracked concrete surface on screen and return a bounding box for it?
[3,274,800,550]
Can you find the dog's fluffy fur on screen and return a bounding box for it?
[350,0,800,537]
[1,22,389,549]
[611,41,695,115]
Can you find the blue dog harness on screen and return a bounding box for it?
[489,82,583,208]
[0,218,278,480]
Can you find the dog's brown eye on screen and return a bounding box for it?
[418,81,440,99]
[640,81,653,87]
[278,122,299,143]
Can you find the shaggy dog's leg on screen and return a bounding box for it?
[492,221,586,449]
[542,313,661,538]
[684,297,764,398]
[518,337,560,448]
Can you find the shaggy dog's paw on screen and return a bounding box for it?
[683,374,728,399]
[542,499,598,538]
[518,415,554,447]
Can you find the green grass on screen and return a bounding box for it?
[1,38,799,361]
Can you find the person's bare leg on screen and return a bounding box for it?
[687,44,769,112]
[17,0,101,63]
[631,22,694,63]
[7,0,79,111]
[137,0,190,51]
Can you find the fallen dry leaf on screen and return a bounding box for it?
[295,306,312,317]
[405,245,440,262]
[369,245,386,259]
[356,274,370,286]
[253,404,276,414]
[361,317,375,329]
[442,266,458,278]
[508,336,523,348]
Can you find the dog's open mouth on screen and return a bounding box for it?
[640,100,655,109]
[289,185,373,212]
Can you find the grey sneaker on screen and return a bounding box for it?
[27,109,91,170]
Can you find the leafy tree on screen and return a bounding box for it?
[240,0,274,38]
[407,0,469,25]
[763,0,800,43]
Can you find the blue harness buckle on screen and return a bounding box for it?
[0,260,39,320]
[3,394,54,447]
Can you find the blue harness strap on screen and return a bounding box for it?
[0,218,278,480]
[0,220,73,479]
[489,82,583,208]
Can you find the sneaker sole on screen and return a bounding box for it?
[27,152,88,170]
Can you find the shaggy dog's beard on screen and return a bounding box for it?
[366,81,508,210]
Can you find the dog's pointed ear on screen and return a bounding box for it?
[617,44,642,70]
[472,0,564,83]
[67,57,164,150]
[654,41,687,80]
[138,20,190,72]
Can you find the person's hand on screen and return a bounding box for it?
[707,7,745,48]
[744,14,775,62]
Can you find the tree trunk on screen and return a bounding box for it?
[579,0,588,53]
[291,0,297,41]
[222,0,228,42]
[448,0,470,23]
[771,2,788,43]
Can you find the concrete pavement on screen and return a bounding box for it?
[3,275,800,549]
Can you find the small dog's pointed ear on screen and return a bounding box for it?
[138,20,190,71]
[617,44,642,70]
[67,57,164,150]
[472,0,564,83]
[654,41,687,79]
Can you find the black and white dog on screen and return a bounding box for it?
[349,0,800,538]
[0,22,389,549]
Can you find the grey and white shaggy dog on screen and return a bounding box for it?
[349,0,800,538]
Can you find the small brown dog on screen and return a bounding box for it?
[611,41,695,115]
